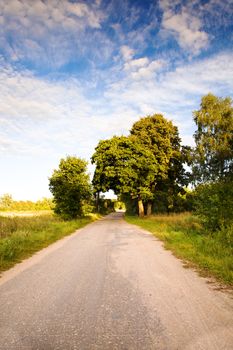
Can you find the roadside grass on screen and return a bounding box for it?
[125,213,233,286]
[0,212,99,273]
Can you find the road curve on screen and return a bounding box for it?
[0,212,232,349]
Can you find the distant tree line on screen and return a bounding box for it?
[0,194,54,211]
[48,93,232,232]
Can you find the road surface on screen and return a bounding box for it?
[0,212,232,349]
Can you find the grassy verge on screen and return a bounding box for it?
[125,213,233,286]
[0,213,99,273]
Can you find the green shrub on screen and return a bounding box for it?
[49,156,92,219]
[194,180,233,230]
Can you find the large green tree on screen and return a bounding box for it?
[192,94,233,230]
[92,114,187,216]
[130,114,188,214]
[49,156,91,219]
[92,136,159,217]
[193,93,233,182]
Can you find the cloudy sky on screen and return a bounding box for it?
[0,0,232,200]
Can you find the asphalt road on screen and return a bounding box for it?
[0,212,233,350]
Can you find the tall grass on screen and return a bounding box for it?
[0,213,98,273]
[126,213,233,286]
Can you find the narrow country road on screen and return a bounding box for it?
[0,213,232,350]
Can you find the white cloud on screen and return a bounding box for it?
[105,51,233,144]
[130,60,165,80]
[117,52,233,103]
[162,8,209,55]
[159,0,233,55]
[0,0,105,68]
[1,0,103,30]
[124,57,149,70]
[1,52,231,156]
[120,45,135,61]
[123,56,165,80]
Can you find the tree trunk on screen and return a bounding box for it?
[138,199,144,217]
[96,192,100,213]
[147,202,152,216]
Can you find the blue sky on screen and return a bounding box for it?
[0,0,233,200]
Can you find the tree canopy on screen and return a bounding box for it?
[130,114,189,214]
[130,114,189,185]
[193,93,233,182]
[92,114,186,216]
[49,156,91,219]
[92,135,159,216]
[130,114,180,168]
[192,93,233,230]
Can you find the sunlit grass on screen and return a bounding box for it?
[0,210,52,217]
[0,213,98,273]
[126,213,233,286]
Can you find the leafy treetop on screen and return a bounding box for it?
[49,156,91,219]
[193,93,233,182]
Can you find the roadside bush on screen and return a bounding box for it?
[150,188,195,214]
[215,224,233,246]
[49,156,92,219]
[194,180,233,230]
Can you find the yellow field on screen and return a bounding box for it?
[0,210,52,217]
